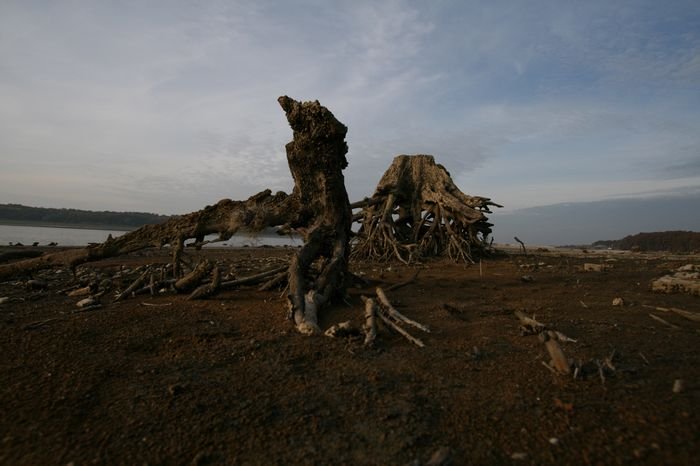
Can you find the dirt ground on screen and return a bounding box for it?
[0,246,698,465]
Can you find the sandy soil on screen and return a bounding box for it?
[0,246,698,465]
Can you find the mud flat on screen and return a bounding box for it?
[0,247,698,464]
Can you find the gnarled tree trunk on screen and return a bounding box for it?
[0,190,296,281]
[352,154,501,263]
[278,96,352,334]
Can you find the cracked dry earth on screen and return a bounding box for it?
[0,247,698,465]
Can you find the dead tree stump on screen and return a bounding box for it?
[278,96,352,334]
[352,155,501,263]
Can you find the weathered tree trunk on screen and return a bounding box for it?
[278,96,352,334]
[352,155,501,263]
[0,190,296,281]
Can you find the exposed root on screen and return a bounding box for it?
[375,287,430,333]
[360,289,429,348]
[352,155,500,264]
[174,260,212,293]
[188,267,221,300]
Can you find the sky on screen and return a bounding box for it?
[1,0,699,244]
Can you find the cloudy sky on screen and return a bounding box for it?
[1,1,699,242]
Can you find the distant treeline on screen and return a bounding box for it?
[593,231,700,252]
[0,204,171,230]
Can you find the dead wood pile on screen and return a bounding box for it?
[652,264,700,296]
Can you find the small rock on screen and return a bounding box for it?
[521,275,534,283]
[471,346,482,360]
[0,297,9,305]
[26,279,48,290]
[168,384,184,396]
[673,379,685,393]
[549,437,559,445]
[511,452,527,460]
[76,297,96,308]
[426,446,453,466]
[68,286,91,297]
[612,297,625,307]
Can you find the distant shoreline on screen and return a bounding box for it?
[0,220,133,232]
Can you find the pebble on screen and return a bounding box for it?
[549,437,560,445]
[511,452,527,460]
[26,279,48,290]
[76,297,96,308]
[425,446,452,466]
[673,379,685,393]
[612,297,625,307]
[68,287,91,297]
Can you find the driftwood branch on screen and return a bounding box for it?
[174,260,212,293]
[221,265,288,289]
[362,297,378,346]
[375,287,430,333]
[188,267,221,300]
[360,291,428,348]
[115,268,150,302]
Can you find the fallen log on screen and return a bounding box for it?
[651,274,700,296]
[220,265,288,289]
[0,190,298,281]
[188,267,221,300]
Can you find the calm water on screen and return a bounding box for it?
[0,224,300,247]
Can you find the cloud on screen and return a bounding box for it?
[1,0,700,220]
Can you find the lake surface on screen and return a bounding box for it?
[0,224,301,247]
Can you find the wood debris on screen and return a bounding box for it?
[652,264,700,296]
[360,288,429,348]
[649,313,680,329]
[583,263,610,272]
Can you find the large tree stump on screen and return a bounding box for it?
[352,155,501,263]
[278,96,352,334]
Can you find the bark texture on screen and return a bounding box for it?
[352,155,501,263]
[278,96,352,334]
[0,190,296,281]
